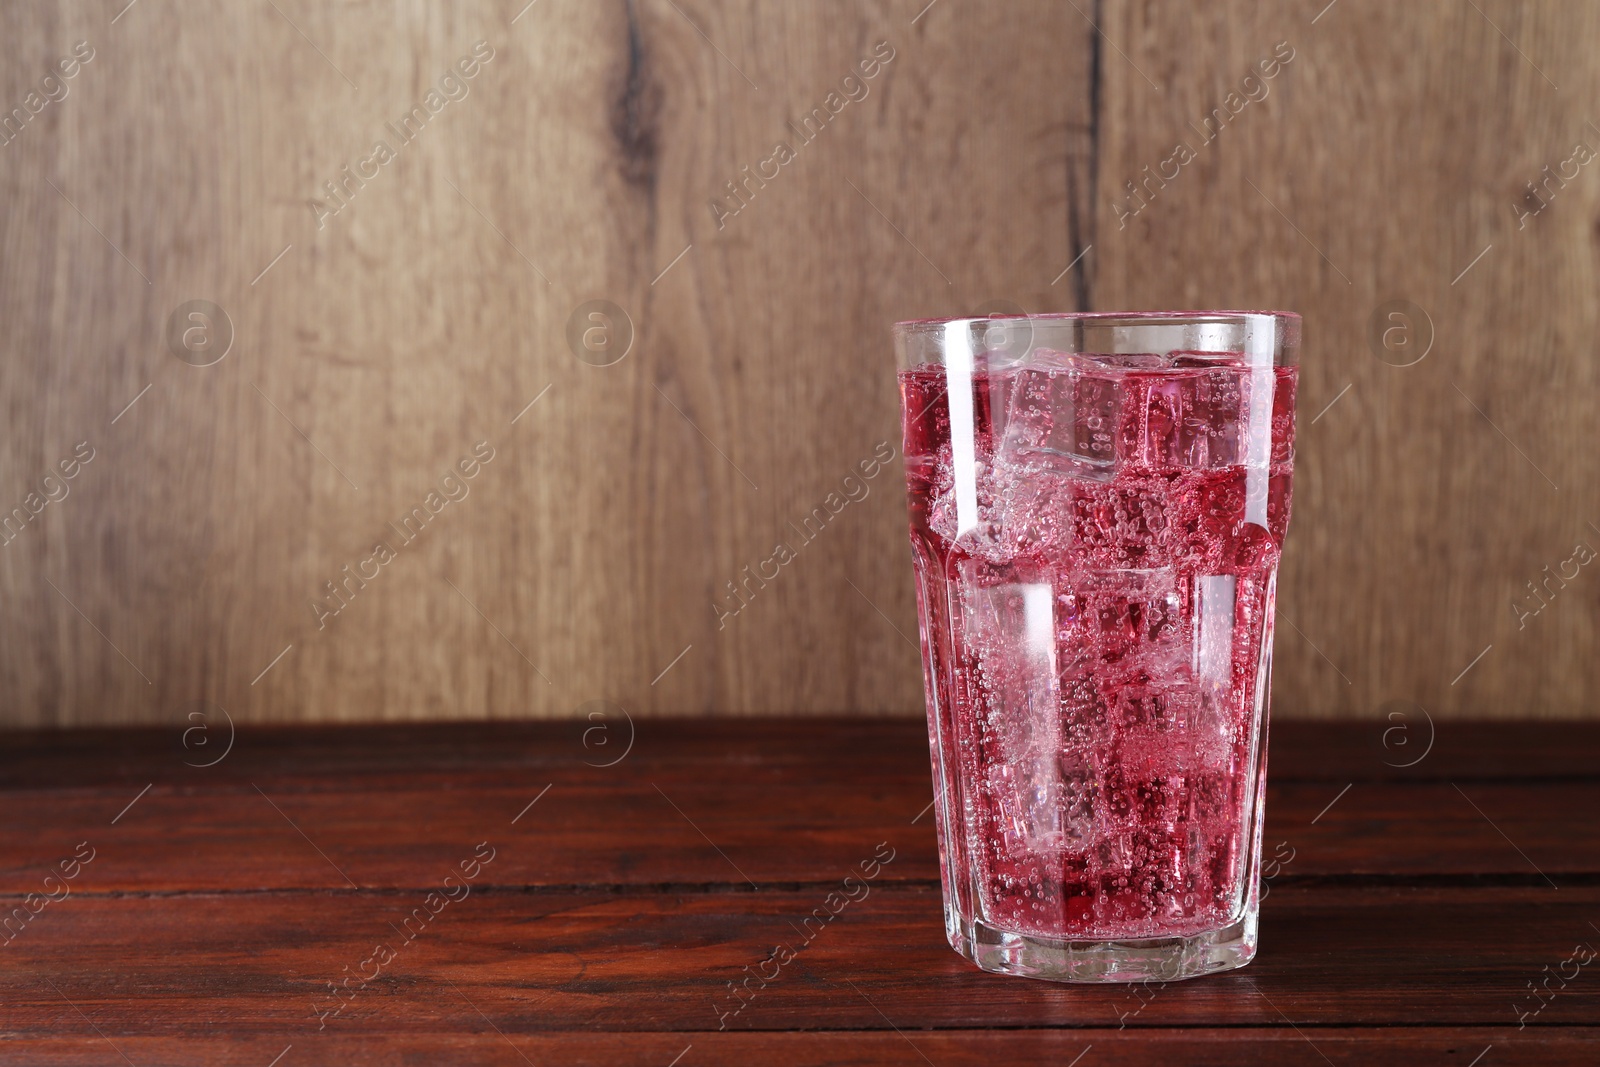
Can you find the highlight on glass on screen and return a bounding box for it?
[894,311,1300,983]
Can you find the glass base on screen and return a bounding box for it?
[951,910,1257,984]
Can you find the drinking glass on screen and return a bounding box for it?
[894,311,1299,982]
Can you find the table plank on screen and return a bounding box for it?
[0,731,1594,893]
[1,778,1596,891]
[0,886,1595,1032]
[0,1030,1574,1067]
[0,1030,1591,1067]
[3,719,1598,789]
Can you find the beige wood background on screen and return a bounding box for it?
[0,0,1594,728]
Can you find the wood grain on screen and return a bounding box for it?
[1,719,1594,1060]
[7,717,1598,784]
[0,1032,1594,1067]
[0,1,1595,726]
[5,885,1600,1032]
[1092,0,1600,717]
[0,721,1596,893]
[0,0,1095,726]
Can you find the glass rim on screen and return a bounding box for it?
[892,309,1301,334]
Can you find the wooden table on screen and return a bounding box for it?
[0,718,1595,1065]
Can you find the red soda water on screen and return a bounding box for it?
[901,351,1296,942]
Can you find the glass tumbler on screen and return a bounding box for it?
[894,311,1299,982]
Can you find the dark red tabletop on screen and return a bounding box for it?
[0,718,1595,1064]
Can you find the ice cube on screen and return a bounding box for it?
[988,761,1062,854]
[1270,367,1297,467]
[928,447,1008,561]
[999,350,1273,476]
[1059,672,1109,748]
[1112,685,1195,733]
[1120,362,1251,470]
[1055,749,1102,846]
[993,352,1200,559]
[1183,367,1250,467]
[1053,566,1184,674]
[957,569,1063,850]
[998,351,1160,481]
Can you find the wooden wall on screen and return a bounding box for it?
[0,0,1594,728]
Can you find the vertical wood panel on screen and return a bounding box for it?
[0,0,1094,726]
[1094,0,1600,717]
